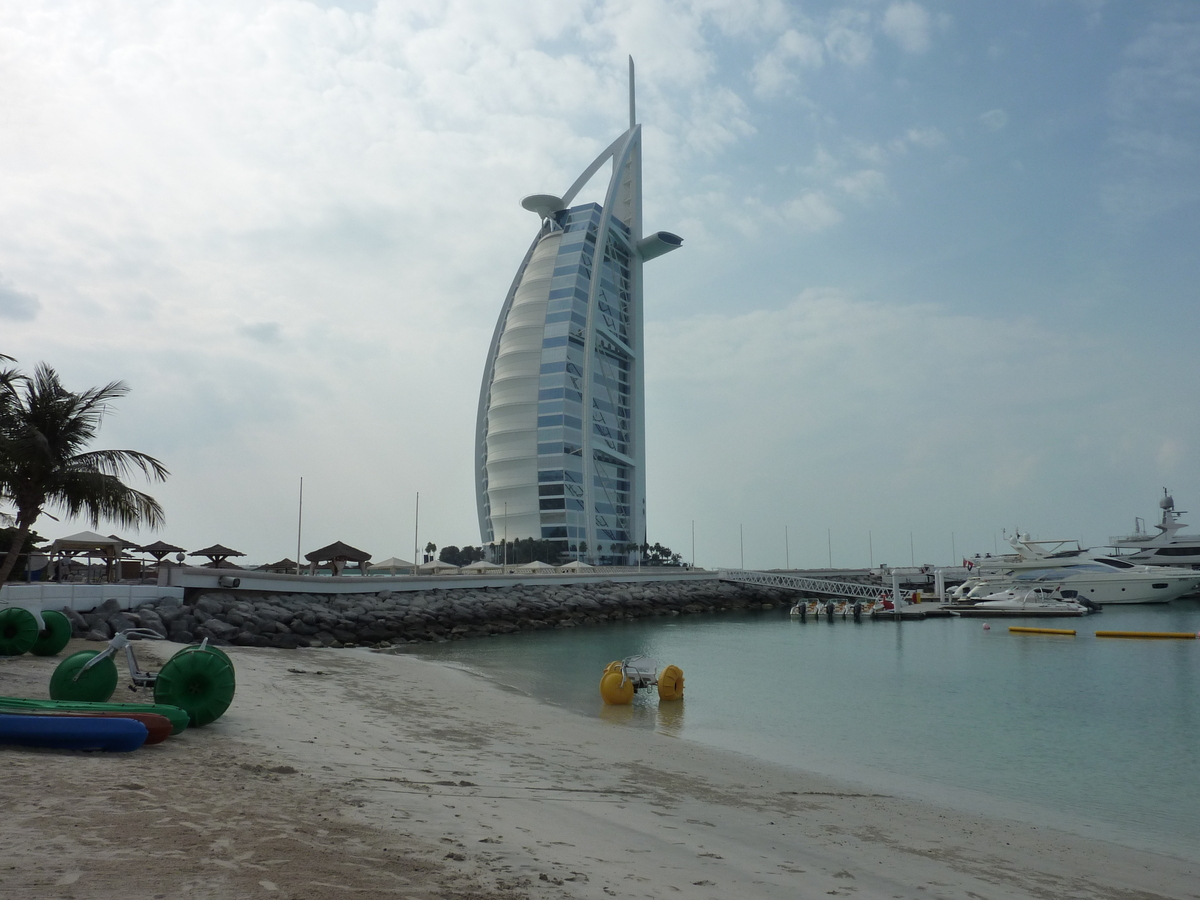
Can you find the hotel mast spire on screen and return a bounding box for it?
[629,56,636,130]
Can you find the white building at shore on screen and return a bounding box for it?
[475,60,681,564]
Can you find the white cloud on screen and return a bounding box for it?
[751,28,824,97]
[824,9,873,67]
[903,126,946,148]
[882,2,932,55]
[836,169,887,203]
[1103,20,1200,229]
[0,278,40,321]
[979,108,1009,131]
[782,191,843,231]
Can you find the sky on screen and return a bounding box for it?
[2,0,1199,570]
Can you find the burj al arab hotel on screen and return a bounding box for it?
[475,60,682,564]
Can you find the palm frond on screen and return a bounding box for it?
[53,470,166,530]
[69,449,169,482]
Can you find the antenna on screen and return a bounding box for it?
[628,55,636,130]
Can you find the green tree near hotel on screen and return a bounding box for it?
[0,360,169,582]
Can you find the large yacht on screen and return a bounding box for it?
[964,533,1091,575]
[1108,490,1200,568]
[954,531,1200,604]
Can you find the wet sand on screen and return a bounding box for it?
[1,638,1196,899]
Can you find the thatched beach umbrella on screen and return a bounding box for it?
[190,544,247,569]
[139,540,186,562]
[258,558,299,573]
[305,540,371,576]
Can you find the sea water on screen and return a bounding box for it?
[405,599,1200,861]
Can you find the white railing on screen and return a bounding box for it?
[0,582,184,613]
[718,568,899,603]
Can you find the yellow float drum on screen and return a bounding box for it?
[599,666,634,705]
[657,665,684,701]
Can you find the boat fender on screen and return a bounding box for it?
[599,668,634,705]
[657,665,684,702]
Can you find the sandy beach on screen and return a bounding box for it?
[2,637,1196,900]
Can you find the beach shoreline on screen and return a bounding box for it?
[2,638,1196,899]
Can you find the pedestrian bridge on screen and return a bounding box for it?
[718,568,901,603]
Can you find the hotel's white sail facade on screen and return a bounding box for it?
[475,62,681,564]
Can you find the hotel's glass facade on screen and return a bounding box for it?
[476,110,679,564]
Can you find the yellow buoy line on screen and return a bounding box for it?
[600,656,684,705]
[1009,626,1076,636]
[1004,627,1199,640]
[1094,631,1198,640]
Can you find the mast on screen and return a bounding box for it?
[629,56,636,130]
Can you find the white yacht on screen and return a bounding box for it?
[964,533,1093,575]
[954,586,1096,617]
[953,531,1200,605]
[1108,490,1200,568]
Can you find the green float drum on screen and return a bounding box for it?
[50,651,119,702]
[31,610,73,657]
[153,647,236,727]
[0,607,39,656]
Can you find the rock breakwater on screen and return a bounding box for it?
[64,579,791,649]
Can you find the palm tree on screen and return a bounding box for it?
[0,363,168,582]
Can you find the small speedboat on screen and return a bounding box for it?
[954,586,1099,617]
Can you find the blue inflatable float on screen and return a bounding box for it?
[0,713,148,752]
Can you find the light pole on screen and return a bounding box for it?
[785,525,789,569]
[413,491,419,567]
[739,523,744,569]
[691,519,695,569]
[503,501,508,567]
[295,476,304,576]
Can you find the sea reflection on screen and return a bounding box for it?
[655,699,685,737]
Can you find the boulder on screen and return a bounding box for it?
[136,608,169,638]
[194,595,225,615]
[107,612,137,633]
[61,606,89,635]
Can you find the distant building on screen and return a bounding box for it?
[475,60,682,564]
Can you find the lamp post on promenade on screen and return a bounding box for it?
[295,476,304,576]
